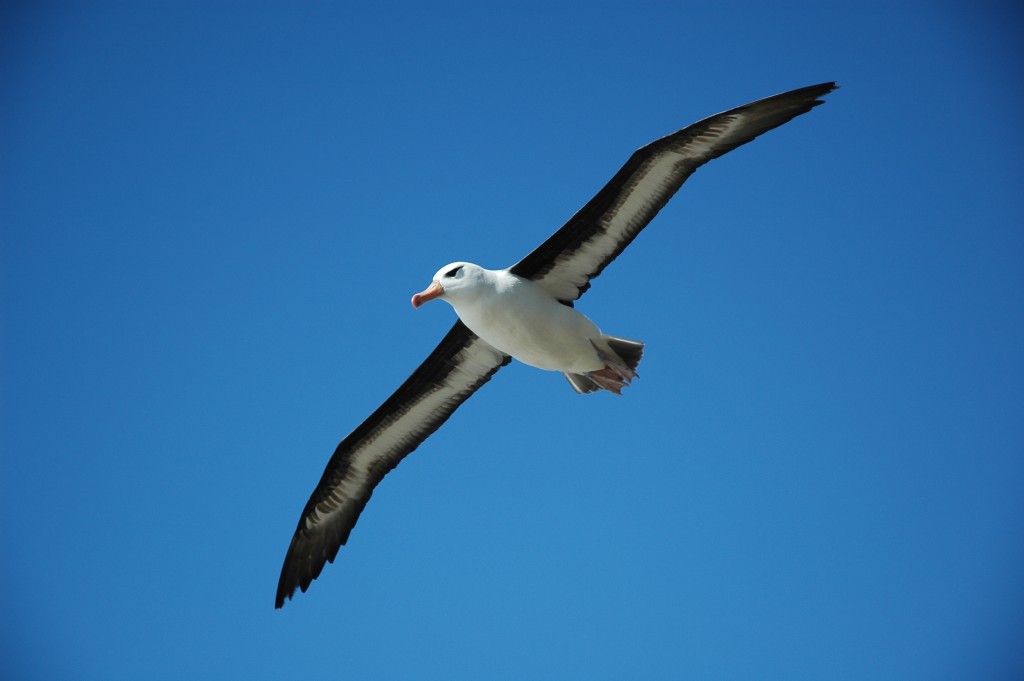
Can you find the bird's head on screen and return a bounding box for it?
[411,262,485,308]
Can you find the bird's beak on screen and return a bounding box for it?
[411,281,444,308]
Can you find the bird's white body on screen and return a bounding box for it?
[436,265,605,373]
[413,262,644,394]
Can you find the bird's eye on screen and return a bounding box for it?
[445,266,463,278]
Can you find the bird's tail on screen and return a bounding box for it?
[563,335,644,395]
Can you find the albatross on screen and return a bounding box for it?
[276,82,837,608]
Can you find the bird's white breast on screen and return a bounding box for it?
[449,271,605,373]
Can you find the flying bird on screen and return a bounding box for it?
[276,82,837,608]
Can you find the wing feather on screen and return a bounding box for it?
[510,82,837,301]
[275,321,509,608]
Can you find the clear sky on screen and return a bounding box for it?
[2,2,1023,680]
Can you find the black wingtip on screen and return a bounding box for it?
[809,81,839,92]
[275,567,293,609]
[274,582,290,609]
[794,81,839,97]
[759,82,838,113]
[800,82,840,107]
[759,81,839,113]
[275,538,323,609]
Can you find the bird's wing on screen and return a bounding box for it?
[276,321,510,608]
[509,82,836,302]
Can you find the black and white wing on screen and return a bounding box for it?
[276,321,509,608]
[510,82,837,302]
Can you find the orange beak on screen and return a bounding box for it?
[411,281,444,308]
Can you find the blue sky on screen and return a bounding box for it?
[2,2,1022,679]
